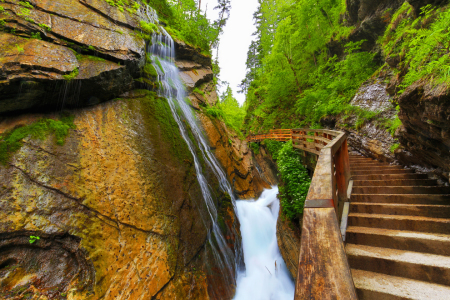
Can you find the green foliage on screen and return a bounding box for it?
[265,140,311,220]
[387,115,402,136]
[30,32,41,40]
[205,106,224,119]
[15,44,24,53]
[38,23,51,31]
[29,236,40,244]
[390,143,400,153]
[242,0,378,132]
[249,142,260,155]
[0,6,4,12]
[143,62,158,77]
[193,87,205,96]
[83,55,106,62]
[19,1,33,9]
[154,57,164,73]
[218,85,245,133]
[104,0,140,14]
[0,115,75,165]
[17,7,30,17]
[63,68,79,80]
[380,2,450,90]
[140,20,158,34]
[262,139,284,160]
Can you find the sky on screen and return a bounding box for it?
[202,0,259,105]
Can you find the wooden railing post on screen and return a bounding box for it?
[334,138,350,223]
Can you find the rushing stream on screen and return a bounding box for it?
[141,6,293,299]
[234,187,295,300]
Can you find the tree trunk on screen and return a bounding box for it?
[284,53,303,95]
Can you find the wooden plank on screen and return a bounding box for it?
[292,135,331,143]
[295,208,357,300]
[292,140,324,150]
[293,144,321,156]
[292,128,341,137]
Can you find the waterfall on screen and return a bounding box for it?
[141,7,294,300]
[234,187,295,300]
[142,8,242,299]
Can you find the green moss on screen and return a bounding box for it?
[193,87,205,96]
[38,23,51,31]
[63,68,79,81]
[143,63,158,77]
[81,55,105,62]
[390,143,400,153]
[130,91,191,163]
[104,0,140,14]
[154,57,164,74]
[0,115,75,165]
[140,20,158,34]
[19,1,33,9]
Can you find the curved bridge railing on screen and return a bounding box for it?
[248,129,357,299]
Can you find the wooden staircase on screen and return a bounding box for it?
[346,155,450,300]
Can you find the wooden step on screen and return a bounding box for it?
[352,174,429,181]
[352,186,450,194]
[352,169,414,175]
[349,203,450,218]
[352,269,450,300]
[353,179,437,187]
[346,244,450,286]
[350,194,450,204]
[351,166,404,171]
[350,162,389,167]
[348,213,450,234]
[346,226,450,256]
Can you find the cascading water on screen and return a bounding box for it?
[141,7,242,299]
[141,7,294,300]
[234,187,295,300]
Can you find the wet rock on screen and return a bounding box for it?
[397,80,450,181]
[337,81,397,162]
[175,40,211,67]
[0,233,94,299]
[276,210,301,280]
[0,93,212,298]
[408,0,449,14]
[330,0,404,56]
[0,0,145,114]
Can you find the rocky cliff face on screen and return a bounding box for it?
[330,0,450,184]
[0,92,213,299]
[0,0,271,299]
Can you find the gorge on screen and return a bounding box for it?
[1,0,450,299]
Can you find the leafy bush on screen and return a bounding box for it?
[205,106,224,119]
[249,142,260,155]
[390,143,400,153]
[380,2,450,90]
[262,139,284,160]
[267,140,311,220]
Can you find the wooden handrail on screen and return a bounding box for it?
[247,129,357,299]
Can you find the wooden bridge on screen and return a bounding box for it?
[248,129,450,299]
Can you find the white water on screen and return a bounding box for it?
[234,187,295,300]
[141,7,294,300]
[141,7,242,298]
